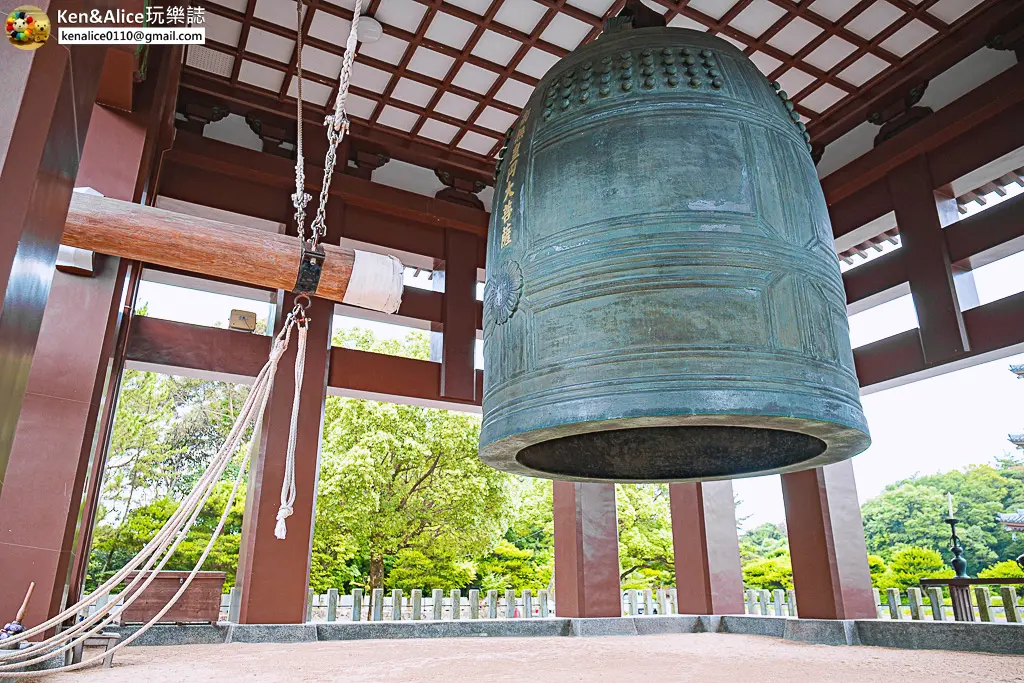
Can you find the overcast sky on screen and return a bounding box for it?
[136,186,1024,531]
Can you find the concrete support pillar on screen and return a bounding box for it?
[782,461,876,620]
[411,589,422,620]
[235,293,332,624]
[553,481,621,618]
[433,589,444,620]
[669,481,745,615]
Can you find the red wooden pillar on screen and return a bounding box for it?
[440,228,478,401]
[0,25,108,498]
[887,156,969,363]
[236,292,332,624]
[63,46,181,603]
[553,481,622,618]
[0,43,176,626]
[669,481,745,615]
[0,259,130,628]
[782,461,876,620]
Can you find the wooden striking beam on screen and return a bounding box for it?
[63,192,360,303]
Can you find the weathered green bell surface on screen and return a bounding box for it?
[480,22,870,483]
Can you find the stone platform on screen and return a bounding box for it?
[111,615,1024,656]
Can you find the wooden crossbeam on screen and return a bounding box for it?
[63,192,361,305]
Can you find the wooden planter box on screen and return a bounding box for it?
[121,571,225,624]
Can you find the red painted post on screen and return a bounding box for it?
[0,25,108,499]
[0,259,130,630]
[887,155,969,364]
[553,481,622,618]
[670,481,745,615]
[0,44,176,627]
[440,228,478,401]
[236,293,333,624]
[782,461,876,620]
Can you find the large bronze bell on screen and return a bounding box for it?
[479,18,870,482]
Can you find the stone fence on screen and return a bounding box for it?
[134,582,1019,625]
[739,585,1023,623]
[869,585,1023,623]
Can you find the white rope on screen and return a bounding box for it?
[275,322,308,539]
[1,3,373,670]
[305,0,363,247]
[292,0,312,242]
[332,0,361,132]
[291,0,364,247]
[0,318,301,677]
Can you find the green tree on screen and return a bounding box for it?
[616,484,675,589]
[475,540,552,591]
[387,549,477,591]
[86,480,246,592]
[739,522,788,565]
[89,369,252,582]
[877,547,952,590]
[474,477,554,591]
[313,330,514,595]
[861,457,1024,569]
[742,556,793,591]
[867,554,888,587]
[977,560,1024,579]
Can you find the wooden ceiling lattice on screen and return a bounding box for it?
[188,0,1007,169]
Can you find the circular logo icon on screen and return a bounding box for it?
[6,6,50,50]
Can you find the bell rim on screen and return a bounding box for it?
[478,412,870,483]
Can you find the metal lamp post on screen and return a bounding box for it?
[945,516,969,579]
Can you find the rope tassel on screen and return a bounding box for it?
[275,321,307,540]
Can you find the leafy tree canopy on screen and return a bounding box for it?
[861,455,1024,570]
[742,556,792,591]
[617,484,675,589]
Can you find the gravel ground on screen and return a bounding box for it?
[41,634,1024,683]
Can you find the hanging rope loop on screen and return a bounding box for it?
[274,311,308,540]
[283,0,365,540]
[0,316,297,677]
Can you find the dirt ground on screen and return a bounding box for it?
[42,634,1024,683]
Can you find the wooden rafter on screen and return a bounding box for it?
[191,0,1011,173]
[278,0,321,102]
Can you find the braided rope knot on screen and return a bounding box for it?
[291,190,311,210]
[274,504,294,540]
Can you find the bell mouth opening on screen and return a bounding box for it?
[515,425,827,481]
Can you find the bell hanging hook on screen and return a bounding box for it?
[291,294,312,326]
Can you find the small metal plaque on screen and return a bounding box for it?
[228,309,257,333]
